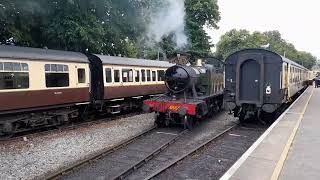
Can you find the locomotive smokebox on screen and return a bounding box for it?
[165,65,199,93]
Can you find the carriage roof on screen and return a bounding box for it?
[0,45,89,63]
[96,54,174,68]
[226,48,309,71]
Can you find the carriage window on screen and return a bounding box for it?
[51,64,57,72]
[21,63,28,71]
[45,64,69,87]
[114,70,120,82]
[57,65,64,72]
[290,67,293,83]
[4,62,13,71]
[45,64,50,71]
[135,70,140,82]
[63,65,69,72]
[105,68,112,83]
[152,71,156,81]
[0,62,29,89]
[46,73,69,87]
[157,70,165,81]
[13,63,21,71]
[0,72,29,89]
[77,68,86,83]
[122,69,133,82]
[141,70,146,82]
[147,70,151,81]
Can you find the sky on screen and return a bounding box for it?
[207,0,320,58]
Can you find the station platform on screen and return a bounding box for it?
[221,86,319,180]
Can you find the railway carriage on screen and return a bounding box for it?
[0,45,91,136]
[224,49,309,123]
[0,45,173,137]
[308,70,320,85]
[88,54,172,114]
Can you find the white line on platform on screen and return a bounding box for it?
[219,87,310,180]
[156,132,178,136]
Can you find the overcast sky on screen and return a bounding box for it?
[207,0,320,58]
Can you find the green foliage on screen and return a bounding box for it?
[0,0,220,60]
[185,0,220,59]
[216,29,317,69]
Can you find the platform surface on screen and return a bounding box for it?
[220,86,317,180]
[279,87,320,180]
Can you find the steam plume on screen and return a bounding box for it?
[146,0,188,48]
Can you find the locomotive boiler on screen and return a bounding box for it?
[144,58,224,129]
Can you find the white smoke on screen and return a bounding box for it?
[146,0,188,49]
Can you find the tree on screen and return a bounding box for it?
[185,0,220,59]
[0,0,221,61]
[43,2,105,52]
[0,0,47,46]
[215,29,316,69]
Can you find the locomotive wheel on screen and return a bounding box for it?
[155,113,166,128]
[184,116,194,130]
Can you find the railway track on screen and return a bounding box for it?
[153,124,268,180]
[45,127,188,180]
[46,112,237,180]
[144,125,237,180]
[0,111,144,141]
[147,98,298,180]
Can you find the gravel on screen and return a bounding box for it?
[0,113,155,180]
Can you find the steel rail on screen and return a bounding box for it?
[112,129,189,180]
[144,125,237,180]
[44,125,157,180]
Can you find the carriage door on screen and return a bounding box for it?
[239,59,261,102]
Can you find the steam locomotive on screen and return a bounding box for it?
[143,57,224,129]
